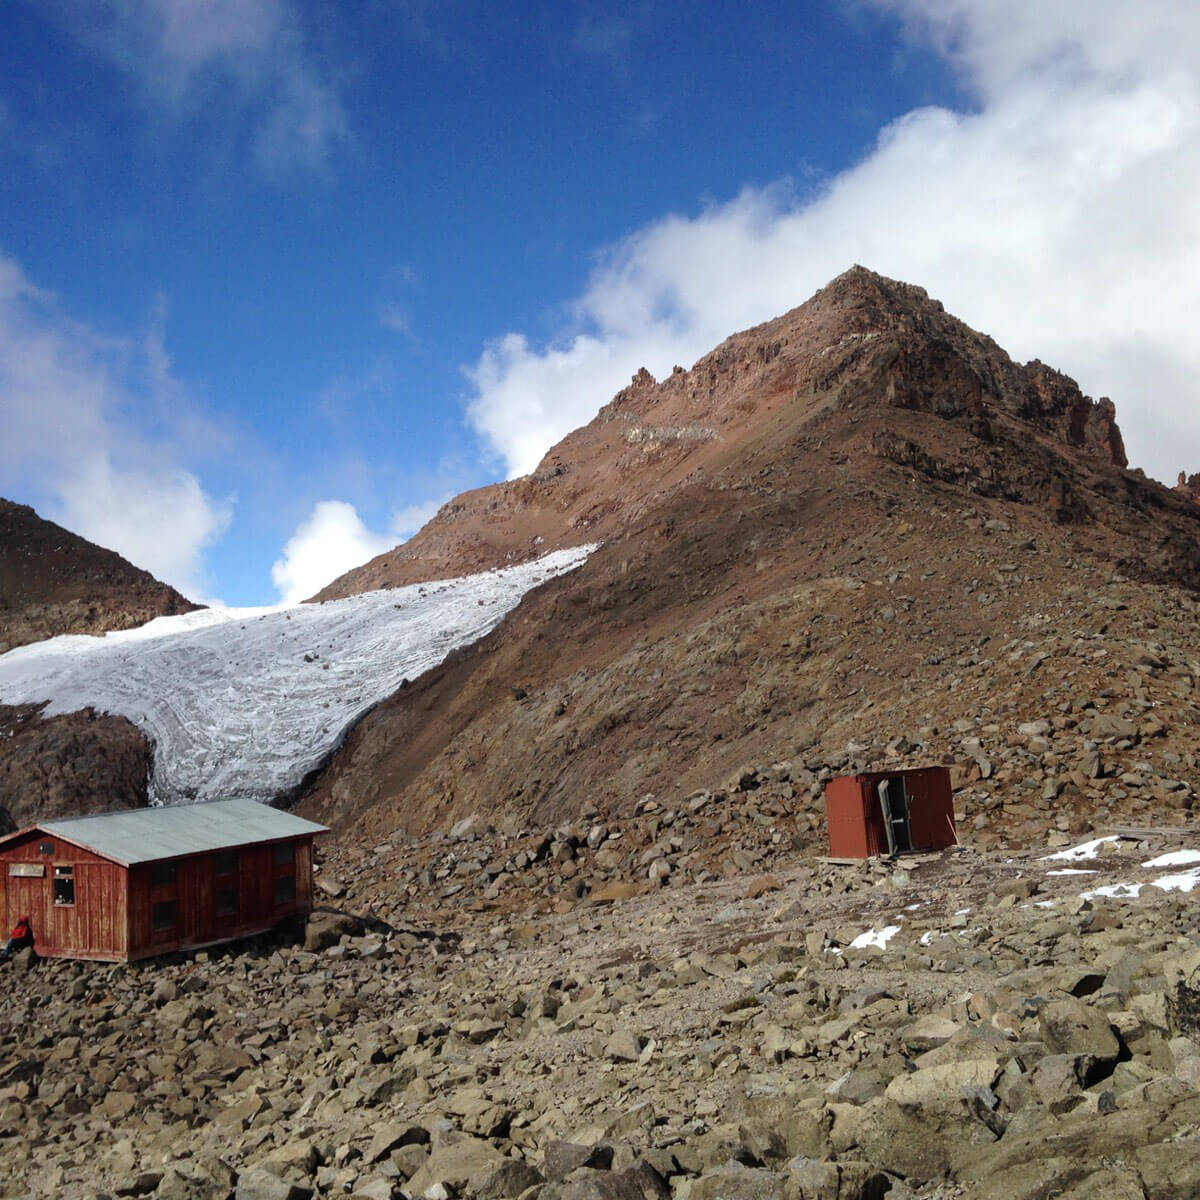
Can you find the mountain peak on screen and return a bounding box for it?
[315,267,1131,600]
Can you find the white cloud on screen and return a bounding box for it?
[393,497,444,538]
[54,0,346,175]
[465,0,1200,486]
[271,492,455,604]
[0,256,232,599]
[271,500,396,605]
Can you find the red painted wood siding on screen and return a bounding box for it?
[0,830,128,959]
[3,830,317,961]
[127,836,316,961]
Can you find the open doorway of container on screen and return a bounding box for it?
[876,777,912,855]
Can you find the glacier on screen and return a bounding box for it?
[0,546,593,805]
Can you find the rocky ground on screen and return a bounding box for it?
[4,813,1200,1199]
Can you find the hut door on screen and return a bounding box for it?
[876,779,913,856]
[5,866,48,942]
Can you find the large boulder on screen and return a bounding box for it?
[303,910,363,953]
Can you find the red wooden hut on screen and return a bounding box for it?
[825,766,957,859]
[0,798,327,961]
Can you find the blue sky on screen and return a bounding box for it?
[3,2,1199,605]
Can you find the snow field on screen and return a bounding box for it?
[0,546,594,805]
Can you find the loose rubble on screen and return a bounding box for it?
[5,820,1200,1198]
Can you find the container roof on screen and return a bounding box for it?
[12,798,327,867]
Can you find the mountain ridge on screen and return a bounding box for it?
[313,266,1128,601]
[0,497,198,653]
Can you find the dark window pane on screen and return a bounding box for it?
[152,900,176,931]
[214,850,238,876]
[53,876,75,906]
[151,862,176,887]
[215,888,238,917]
[38,841,54,856]
[273,842,295,866]
[273,876,296,905]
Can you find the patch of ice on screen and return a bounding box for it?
[0,546,594,805]
[1151,868,1200,894]
[1046,869,1096,876]
[1081,882,1143,900]
[1143,850,1200,869]
[1033,900,1056,909]
[955,908,971,916]
[850,925,901,950]
[1043,835,1121,862]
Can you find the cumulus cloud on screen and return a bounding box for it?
[271,500,396,605]
[393,498,445,538]
[51,0,347,175]
[271,493,455,605]
[466,0,1200,485]
[0,255,232,599]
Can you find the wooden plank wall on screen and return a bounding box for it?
[0,831,128,959]
[127,836,315,961]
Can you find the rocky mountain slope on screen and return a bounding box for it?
[0,498,196,653]
[4,268,1200,1198]
[296,267,1200,843]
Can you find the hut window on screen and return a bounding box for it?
[53,865,75,906]
[215,888,239,917]
[38,841,54,856]
[152,900,177,930]
[151,862,177,887]
[273,842,295,867]
[214,850,238,876]
[274,876,296,905]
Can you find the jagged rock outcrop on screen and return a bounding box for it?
[1177,470,1200,503]
[0,497,197,653]
[0,499,189,822]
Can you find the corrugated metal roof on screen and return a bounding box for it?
[32,798,327,867]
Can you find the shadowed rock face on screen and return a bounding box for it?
[0,498,198,654]
[295,267,1200,840]
[0,704,150,830]
[1178,471,1200,503]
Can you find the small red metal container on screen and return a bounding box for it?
[825,765,956,858]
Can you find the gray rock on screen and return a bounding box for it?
[1038,998,1120,1077]
[782,1158,891,1200]
[558,1163,670,1200]
[403,1135,507,1198]
[545,1143,614,1182]
[686,1165,784,1200]
[474,1159,545,1200]
[235,1167,313,1200]
[303,911,362,954]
